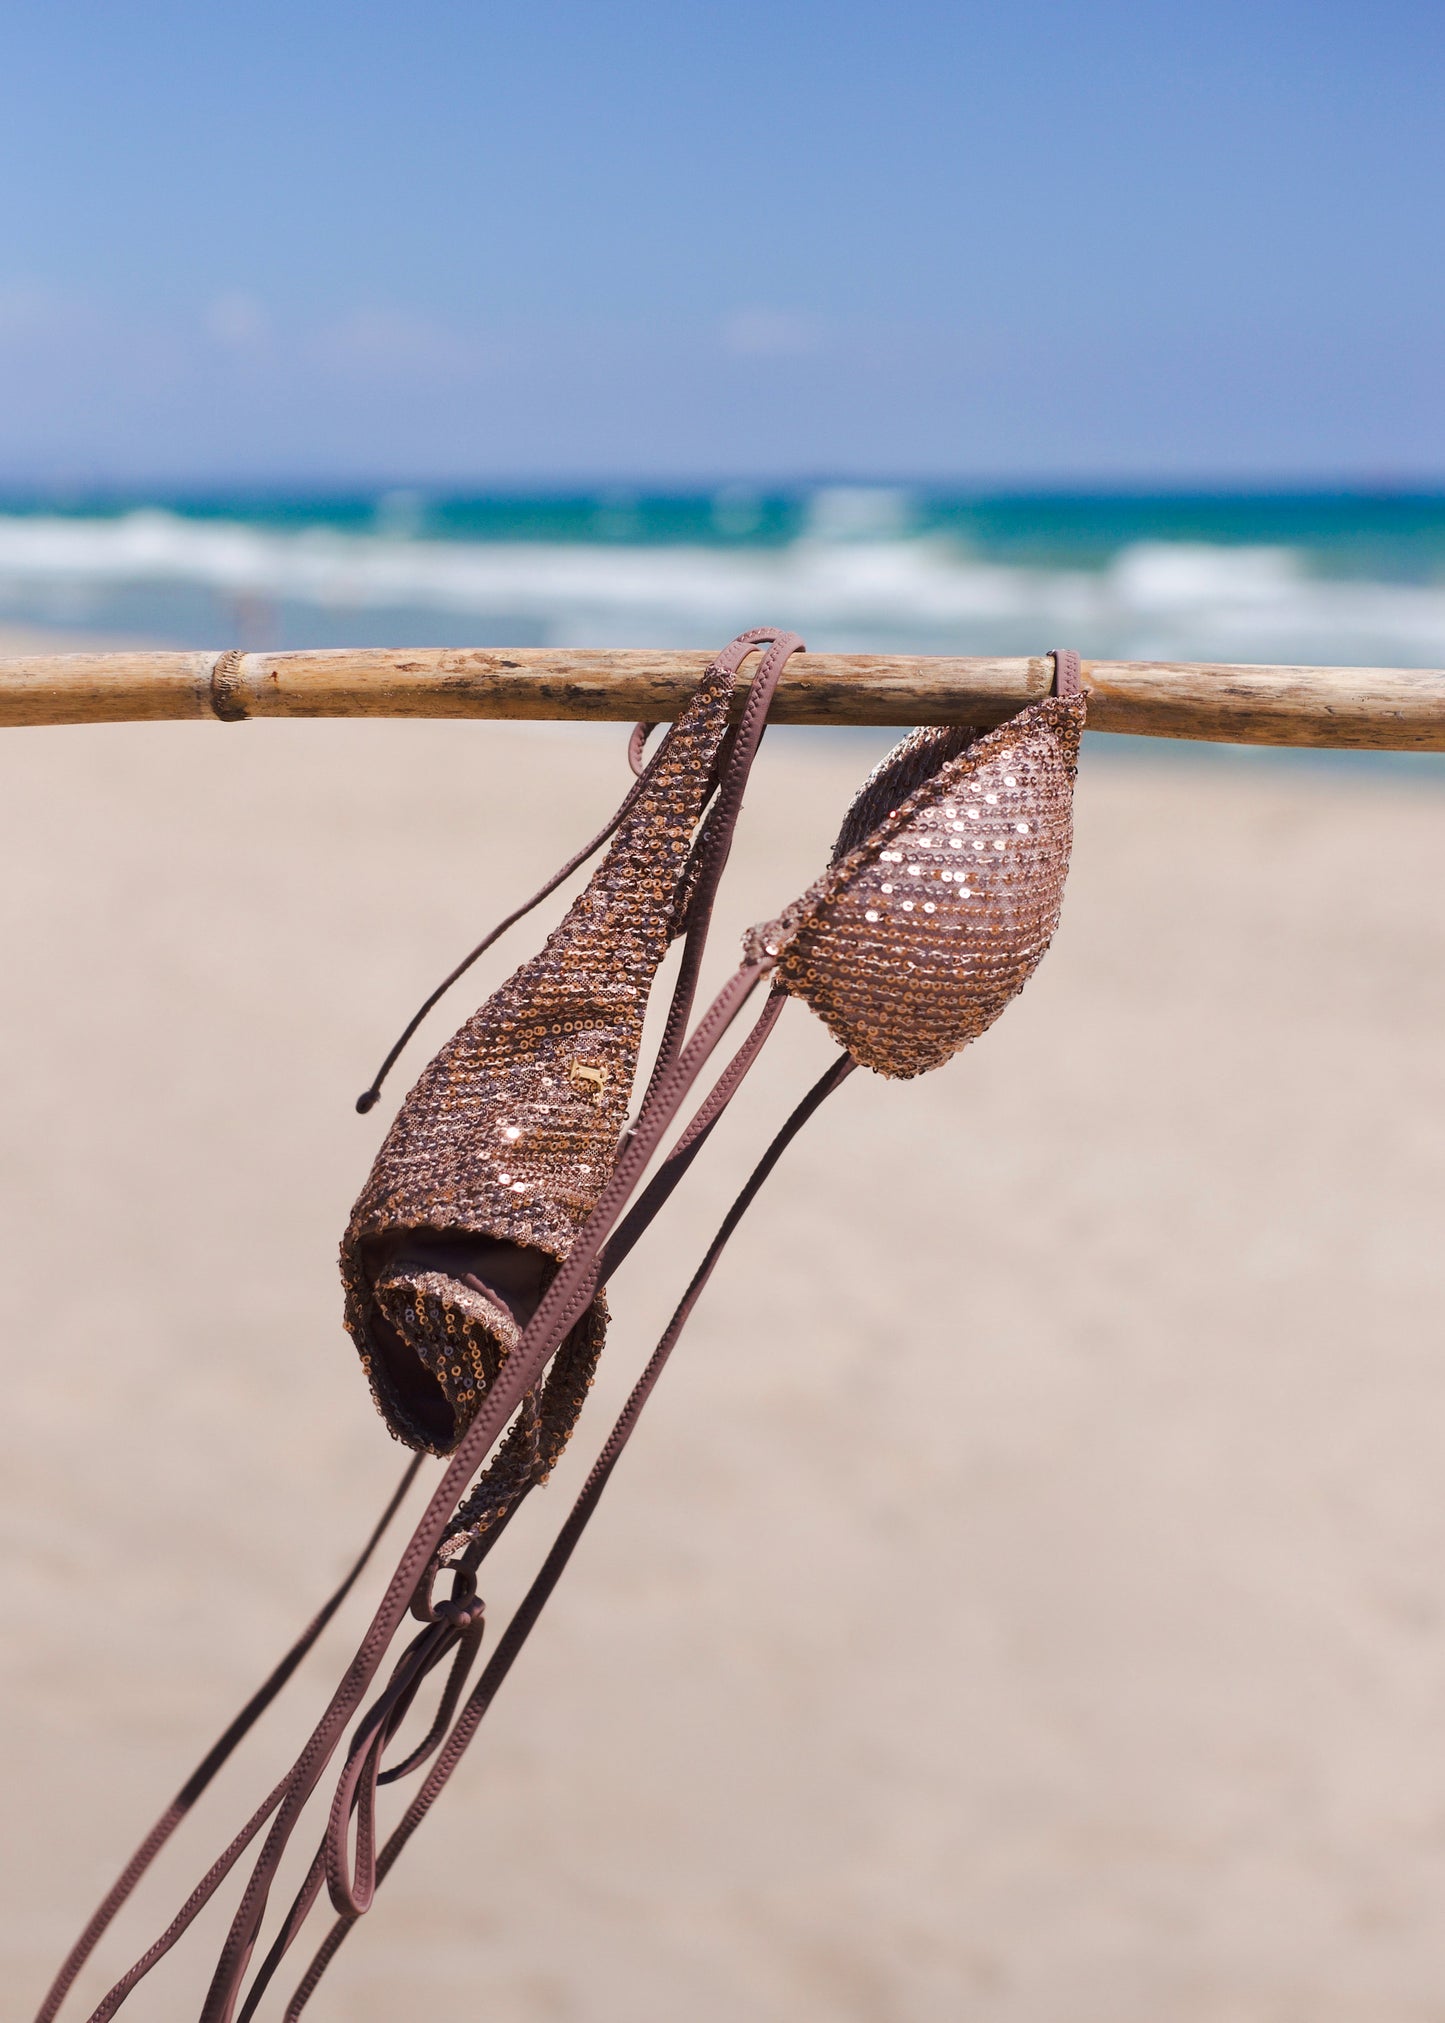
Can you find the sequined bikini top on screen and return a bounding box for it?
[40,630,1084,2023]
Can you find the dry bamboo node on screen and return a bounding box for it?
[0,645,1442,749]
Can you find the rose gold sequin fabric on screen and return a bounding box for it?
[340,649,744,1516]
[746,695,1085,1078]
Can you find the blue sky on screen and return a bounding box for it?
[1,0,1441,483]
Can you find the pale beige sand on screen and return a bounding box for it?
[2,681,1444,2022]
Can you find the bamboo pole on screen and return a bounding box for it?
[0,646,1441,749]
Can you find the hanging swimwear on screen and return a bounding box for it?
[37,632,1085,2023]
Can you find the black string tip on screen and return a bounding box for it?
[355,1088,381,1115]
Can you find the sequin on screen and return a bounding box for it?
[341,626,767,1513]
[743,691,1083,1081]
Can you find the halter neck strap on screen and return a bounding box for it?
[1049,647,1082,698]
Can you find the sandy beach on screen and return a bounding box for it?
[3,660,1444,2022]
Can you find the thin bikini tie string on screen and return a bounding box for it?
[61,652,1084,2020]
[30,1453,424,2023]
[230,1596,489,2023]
[277,1049,857,2018]
[432,980,790,1561]
[188,961,776,2023]
[354,720,665,1114]
[229,649,1077,2012]
[627,721,656,775]
[231,996,816,2019]
[641,629,804,1100]
[72,963,775,2023]
[217,1035,850,2022]
[355,623,801,1116]
[423,627,802,1553]
[48,637,804,2022]
[60,633,812,2020]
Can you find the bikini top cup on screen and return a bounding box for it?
[749,673,1084,1077]
[341,641,1082,1535]
[38,636,1085,2023]
[339,629,805,1533]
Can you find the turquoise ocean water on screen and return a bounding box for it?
[3,487,1445,681]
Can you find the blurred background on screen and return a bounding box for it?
[2,4,1444,2020]
[1,0,1444,668]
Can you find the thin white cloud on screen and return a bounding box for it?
[720,307,820,359]
[310,307,482,381]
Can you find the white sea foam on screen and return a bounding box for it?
[1,510,1443,665]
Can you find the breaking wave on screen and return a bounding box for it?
[1,507,1444,666]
